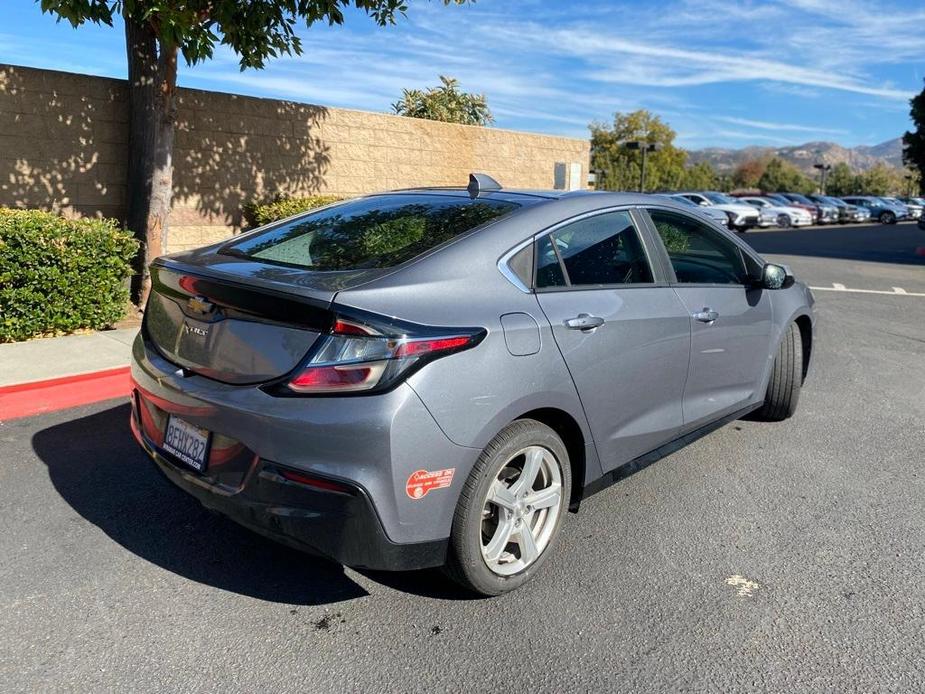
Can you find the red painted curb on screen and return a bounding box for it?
[0,366,132,421]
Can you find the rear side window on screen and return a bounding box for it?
[649,210,748,285]
[535,211,653,288]
[222,194,519,270]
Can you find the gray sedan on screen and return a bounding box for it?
[130,174,815,595]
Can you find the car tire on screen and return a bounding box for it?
[777,213,792,228]
[443,419,571,596]
[755,322,803,422]
[879,211,896,224]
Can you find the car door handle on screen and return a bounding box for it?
[692,308,719,323]
[564,314,605,331]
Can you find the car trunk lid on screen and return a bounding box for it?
[144,259,358,385]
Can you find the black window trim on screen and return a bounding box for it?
[638,204,765,289]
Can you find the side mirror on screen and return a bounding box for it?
[698,200,709,206]
[760,263,790,290]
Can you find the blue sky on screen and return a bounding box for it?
[1,0,922,149]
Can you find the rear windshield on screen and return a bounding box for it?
[222,194,520,270]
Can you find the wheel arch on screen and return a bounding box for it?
[514,407,588,512]
[757,303,814,397]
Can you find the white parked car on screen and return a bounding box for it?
[672,192,760,232]
[656,193,730,227]
[738,196,813,228]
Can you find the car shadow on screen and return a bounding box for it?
[30,403,471,605]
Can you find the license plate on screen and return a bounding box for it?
[162,415,211,472]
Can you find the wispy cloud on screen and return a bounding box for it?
[0,0,919,149]
[502,24,913,100]
[718,117,849,135]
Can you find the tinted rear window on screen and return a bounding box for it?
[222,194,520,270]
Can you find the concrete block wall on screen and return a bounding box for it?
[0,64,589,252]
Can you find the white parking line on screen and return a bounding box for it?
[810,284,925,297]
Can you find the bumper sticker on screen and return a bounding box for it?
[406,468,455,499]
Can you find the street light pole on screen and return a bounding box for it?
[624,140,662,193]
[813,162,832,195]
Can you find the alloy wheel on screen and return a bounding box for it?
[480,445,563,576]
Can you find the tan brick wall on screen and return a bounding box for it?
[0,64,589,252]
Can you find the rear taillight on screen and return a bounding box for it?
[276,312,485,396]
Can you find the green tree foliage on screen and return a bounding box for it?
[392,75,493,126]
[827,162,909,196]
[677,162,718,191]
[41,1,464,69]
[732,158,768,190]
[38,0,468,304]
[757,157,814,193]
[654,221,690,255]
[590,110,686,192]
[243,195,343,228]
[859,164,900,196]
[903,80,925,194]
[716,174,735,193]
[826,162,859,196]
[902,169,921,196]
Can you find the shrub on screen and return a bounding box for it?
[243,195,342,228]
[0,209,139,342]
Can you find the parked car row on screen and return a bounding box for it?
[663,191,923,231]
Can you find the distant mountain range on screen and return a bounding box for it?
[687,137,904,174]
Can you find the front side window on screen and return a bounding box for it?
[649,210,748,285]
[704,192,737,205]
[535,211,653,289]
[222,194,520,270]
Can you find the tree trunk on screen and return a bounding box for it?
[125,15,178,307]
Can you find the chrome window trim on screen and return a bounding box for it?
[497,237,534,293]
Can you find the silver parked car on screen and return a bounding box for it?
[671,191,761,231]
[655,192,730,226]
[131,174,816,595]
[738,196,813,228]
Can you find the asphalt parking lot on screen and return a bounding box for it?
[2,222,924,692]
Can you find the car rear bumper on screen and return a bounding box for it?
[130,412,447,570]
[129,332,477,569]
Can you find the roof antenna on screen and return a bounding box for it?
[467,172,502,198]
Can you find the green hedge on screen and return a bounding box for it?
[0,209,139,342]
[243,195,343,228]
